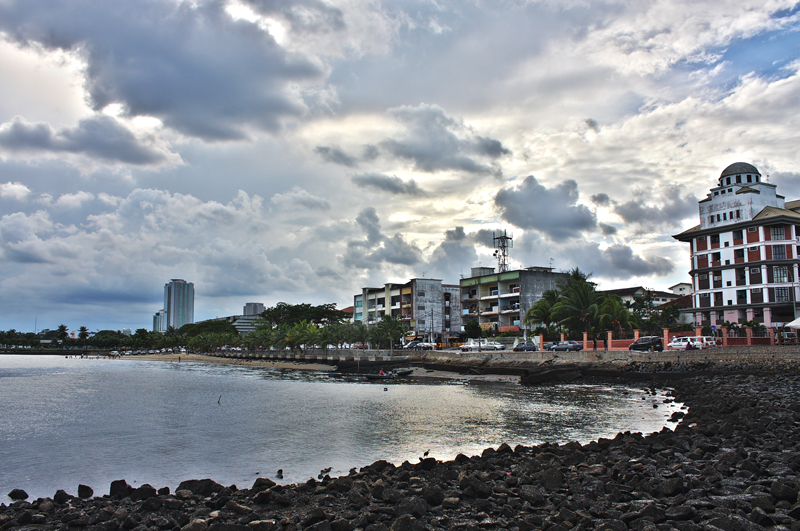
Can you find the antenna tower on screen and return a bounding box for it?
[492,230,513,273]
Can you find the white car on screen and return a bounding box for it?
[461,339,504,351]
[667,337,699,350]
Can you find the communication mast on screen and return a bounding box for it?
[492,230,513,273]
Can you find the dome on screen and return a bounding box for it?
[719,162,759,183]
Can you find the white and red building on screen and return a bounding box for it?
[673,162,800,328]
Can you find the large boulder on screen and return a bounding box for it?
[7,489,28,501]
[177,479,224,497]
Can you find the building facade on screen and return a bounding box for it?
[353,278,461,341]
[243,302,265,316]
[673,162,800,328]
[460,266,567,333]
[164,279,195,330]
[153,310,167,332]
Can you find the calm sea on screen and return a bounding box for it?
[0,355,683,501]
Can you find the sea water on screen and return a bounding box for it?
[0,355,683,500]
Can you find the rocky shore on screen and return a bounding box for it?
[4,373,800,531]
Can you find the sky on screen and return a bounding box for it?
[1,0,800,333]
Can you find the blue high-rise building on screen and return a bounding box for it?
[164,279,194,330]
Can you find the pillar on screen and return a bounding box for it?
[745,326,752,346]
[634,329,640,341]
[583,331,588,351]
[560,332,565,342]
[770,327,776,346]
[607,330,613,350]
[662,328,669,349]
[722,327,728,347]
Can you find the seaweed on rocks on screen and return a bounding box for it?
[4,373,800,530]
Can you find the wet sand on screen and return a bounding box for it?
[127,353,335,372]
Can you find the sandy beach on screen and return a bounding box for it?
[127,352,336,372]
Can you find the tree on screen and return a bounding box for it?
[259,302,348,328]
[351,323,370,348]
[598,295,632,338]
[57,324,69,343]
[524,289,560,337]
[78,326,90,350]
[464,319,482,339]
[551,271,600,336]
[375,316,406,353]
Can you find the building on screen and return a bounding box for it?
[205,315,260,335]
[163,279,195,330]
[460,266,567,333]
[243,302,265,316]
[153,310,168,332]
[353,278,461,341]
[600,287,683,313]
[669,282,693,296]
[673,162,800,328]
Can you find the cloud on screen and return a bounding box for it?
[613,185,699,230]
[343,207,422,268]
[0,116,172,165]
[270,187,330,211]
[314,145,359,167]
[54,191,94,209]
[0,0,323,141]
[351,173,426,195]
[379,104,510,176]
[0,181,31,201]
[494,176,597,241]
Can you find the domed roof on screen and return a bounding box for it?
[720,162,759,179]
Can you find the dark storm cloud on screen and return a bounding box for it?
[354,207,382,246]
[351,173,426,196]
[494,176,597,241]
[0,0,323,140]
[379,104,510,176]
[591,193,611,206]
[601,244,674,277]
[0,116,168,164]
[314,145,359,167]
[426,227,481,280]
[613,185,699,229]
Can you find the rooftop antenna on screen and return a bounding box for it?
[549,258,554,271]
[492,230,513,273]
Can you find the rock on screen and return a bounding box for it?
[389,514,424,531]
[176,479,224,497]
[396,496,427,517]
[539,467,564,491]
[180,519,207,531]
[441,497,460,509]
[53,489,72,504]
[110,479,132,499]
[8,488,28,500]
[251,477,277,492]
[130,484,158,501]
[77,484,94,499]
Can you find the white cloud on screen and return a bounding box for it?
[0,181,31,201]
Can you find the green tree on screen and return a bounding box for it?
[78,326,90,350]
[598,295,632,338]
[464,319,482,339]
[259,302,348,328]
[351,323,370,348]
[57,324,69,343]
[376,316,405,353]
[551,270,600,336]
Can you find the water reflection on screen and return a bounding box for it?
[0,356,683,500]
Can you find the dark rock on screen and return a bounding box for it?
[109,480,132,499]
[130,484,158,501]
[207,524,251,531]
[8,489,28,501]
[389,514,424,531]
[396,496,427,518]
[248,520,281,531]
[54,489,72,504]
[251,478,277,492]
[77,484,93,499]
[157,487,170,496]
[538,467,564,492]
[176,479,224,497]
[771,480,798,502]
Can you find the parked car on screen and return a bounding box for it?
[403,340,420,349]
[551,340,582,352]
[667,337,697,350]
[414,342,436,350]
[512,341,538,352]
[629,336,664,352]
[461,339,504,351]
[542,342,558,351]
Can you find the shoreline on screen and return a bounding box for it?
[3,372,800,529]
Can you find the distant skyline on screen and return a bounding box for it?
[1,0,800,332]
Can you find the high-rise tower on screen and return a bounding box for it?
[164,279,194,330]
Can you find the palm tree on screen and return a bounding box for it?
[551,278,600,336]
[351,323,370,349]
[376,316,405,353]
[598,295,632,338]
[57,324,69,344]
[524,289,560,335]
[78,326,90,351]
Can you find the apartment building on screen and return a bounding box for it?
[673,162,800,328]
[460,266,567,332]
[353,278,461,341]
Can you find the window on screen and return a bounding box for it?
[723,213,727,221]
[717,214,721,222]
[737,290,747,301]
[714,191,719,196]
[698,274,707,280]
[700,293,709,298]
[748,227,757,232]
[710,235,720,244]
[775,288,790,302]
[416,291,426,297]
[720,190,726,195]
[734,249,744,258]
[751,288,762,293]
[747,175,752,183]
[726,177,731,185]
[697,254,707,260]
[736,175,741,183]
[771,226,784,240]
[773,245,787,260]
[417,319,425,325]
[709,216,714,224]
[736,210,741,219]
[751,268,760,274]
[732,230,743,240]
[774,266,789,283]
[749,246,758,252]
[698,236,706,241]
[417,304,425,311]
